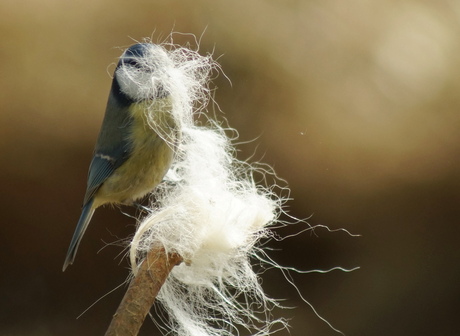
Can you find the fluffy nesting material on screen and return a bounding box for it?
[126,40,286,335]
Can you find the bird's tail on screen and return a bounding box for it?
[62,199,95,271]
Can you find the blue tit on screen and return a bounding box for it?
[63,43,178,271]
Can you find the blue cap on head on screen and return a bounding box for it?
[117,43,153,69]
[123,43,150,58]
[114,43,169,101]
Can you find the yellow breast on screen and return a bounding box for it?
[94,97,178,206]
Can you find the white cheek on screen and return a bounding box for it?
[116,66,154,101]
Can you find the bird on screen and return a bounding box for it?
[63,43,178,271]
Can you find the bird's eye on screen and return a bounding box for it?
[122,58,154,74]
[123,58,142,69]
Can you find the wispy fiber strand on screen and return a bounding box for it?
[126,39,287,336]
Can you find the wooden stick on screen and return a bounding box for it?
[105,246,182,336]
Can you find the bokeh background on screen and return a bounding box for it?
[1,0,460,335]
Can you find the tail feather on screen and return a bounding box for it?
[63,199,95,271]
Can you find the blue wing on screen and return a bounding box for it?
[63,84,134,271]
[83,86,134,204]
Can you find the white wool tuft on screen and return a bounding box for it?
[127,39,287,335]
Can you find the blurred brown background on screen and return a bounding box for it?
[1,0,459,335]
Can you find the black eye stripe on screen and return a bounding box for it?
[123,58,142,68]
[120,58,156,73]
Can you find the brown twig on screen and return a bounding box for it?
[105,245,183,336]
